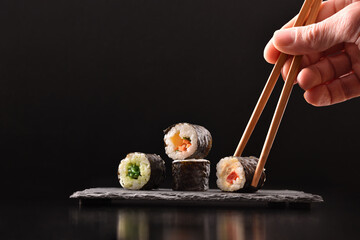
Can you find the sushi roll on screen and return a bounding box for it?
[172,159,210,191]
[164,123,212,160]
[118,152,166,190]
[216,156,266,192]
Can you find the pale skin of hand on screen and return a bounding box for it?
[264,0,360,106]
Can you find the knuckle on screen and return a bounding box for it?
[299,24,325,50]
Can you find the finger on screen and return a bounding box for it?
[322,43,345,57]
[264,39,280,64]
[316,0,340,22]
[297,52,352,90]
[304,73,360,106]
[264,16,298,64]
[301,52,324,68]
[318,0,360,22]
[345,43,360,75]
[280,52,323,81]
[273,3,360,55]
[280,56,307,82]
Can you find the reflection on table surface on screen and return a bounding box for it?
[69,205,319,240]
[2,195,359,240]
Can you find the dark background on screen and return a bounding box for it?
[1,0,359,202]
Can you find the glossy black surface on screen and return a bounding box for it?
[1,192,359,240]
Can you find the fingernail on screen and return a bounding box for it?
[274,29,295,47]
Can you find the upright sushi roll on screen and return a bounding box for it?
[172,159,210,191]
[118,152,166,190]
[216,156,266,192]
[164,123,212,160]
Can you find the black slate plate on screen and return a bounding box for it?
[70,188,323,208]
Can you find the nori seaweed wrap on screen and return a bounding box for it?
[164,123,212,160]
[216,156,266,193]
[172,159,210,191]
[118,152,166,190]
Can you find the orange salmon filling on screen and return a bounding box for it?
[170,131,192,152]
[226,171,239,184]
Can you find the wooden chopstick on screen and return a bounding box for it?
[250,0,322,188]
[234,0,316,157]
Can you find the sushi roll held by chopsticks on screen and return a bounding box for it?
[164,123,212,160]
[216,156,266,192]
[118,152,165,190]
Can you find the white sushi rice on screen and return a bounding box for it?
[164,123,198,160]
[118,152,151,190]
[216,156,246,192]
[172,159,209,163]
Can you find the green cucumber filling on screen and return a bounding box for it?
[183,137,191,141]
[127,163,141,179]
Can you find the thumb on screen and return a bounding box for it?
[272,5,359,55]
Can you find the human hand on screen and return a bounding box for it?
[264,0,360,106]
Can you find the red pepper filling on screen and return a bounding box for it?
[226,171,239,184]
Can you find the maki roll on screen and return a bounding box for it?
[118,152,165,190]
[164,123,212,160]
[216,156,266,192]
[172,159,210,191]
